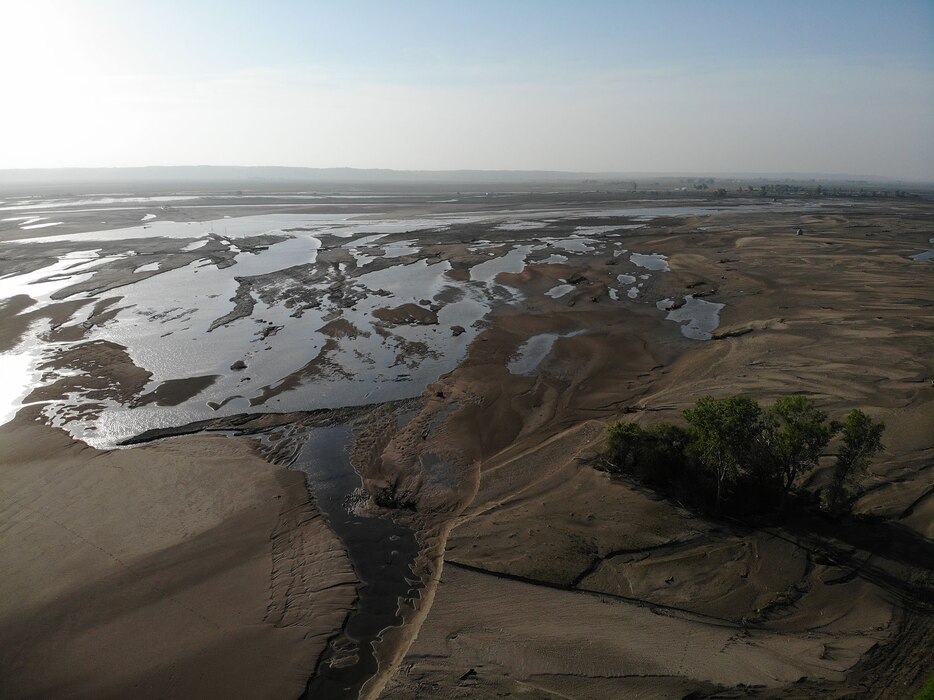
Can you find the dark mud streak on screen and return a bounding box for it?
[567,535,709,588]
[296,425,423,700]
[117,401,412,446]
[207,279,255,331]
[898,484,934,520]
[445,560,743,629]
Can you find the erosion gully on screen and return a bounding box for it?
[293,423,422,700]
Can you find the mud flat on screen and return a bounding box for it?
[0,407,356,700]
[375,199,934,699]
[1,189,933,699]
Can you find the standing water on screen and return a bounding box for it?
[293,425,422,700]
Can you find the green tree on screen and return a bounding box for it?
[604,422,648,473]
[763,396,838,503]
[684,396,763,512]
[604,422,691,488]
[822,409,885,513]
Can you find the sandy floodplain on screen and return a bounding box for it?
[0,407,355,699]
[0,189,932,699]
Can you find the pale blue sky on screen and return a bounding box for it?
[1,0,932,178]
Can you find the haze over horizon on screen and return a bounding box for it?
[1,0,932,180]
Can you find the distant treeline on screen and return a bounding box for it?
[692,183,924,199]
[601,395,885,517]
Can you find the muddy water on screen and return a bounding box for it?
[630,252,670,271]
[293,424,422,700]
[1,198,839,442]
[508,330,587,376]
[658,295,725,340]
[910,237,934,262]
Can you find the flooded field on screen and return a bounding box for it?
[0,193,804,447]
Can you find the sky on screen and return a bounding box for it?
[0,0,932,179]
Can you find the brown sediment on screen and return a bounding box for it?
[26,339,152,406]
[2,197,933,699]
[0,295,38,351]
[0,295,93,353]
[249,338,351,406]
[208,278,257,331]
[136,374,220,407]
[46,296,126,342]
[373,303,439,326]
[43,234,290,302]
[444,267,470,282]
[319,317,369,338]
[0,405,355,700]
[365,204,934,699]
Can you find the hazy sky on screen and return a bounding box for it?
[1,0,932,179]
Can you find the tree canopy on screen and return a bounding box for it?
[602,395,884,518]
[823,409,886,513]
[763,395,837,498]
[684,395,763,512]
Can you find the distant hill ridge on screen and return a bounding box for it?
[0,165,912,186]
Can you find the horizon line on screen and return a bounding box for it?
[1,164,930,184]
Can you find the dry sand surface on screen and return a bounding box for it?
[0,407,355,699]
[375,203,934,699]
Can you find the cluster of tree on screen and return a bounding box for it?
[744,183,922,200]
[603,395,885,517]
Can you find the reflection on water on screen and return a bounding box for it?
[658,295,725,340]
[549,238,596,253]
[0,350,38,426]
[496,220,542,231]
[508,330,585,376]
[292,425,422,700]
[0,195,201,211]
[630,252,670,271]
[545,283,575,298]
[910,238,934,262]
[0,250,118,303]
[0,196,825,443]
[0,218,499,445]
[21,221,63,230]
[469,244,533,283]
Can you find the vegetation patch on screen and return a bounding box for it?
[601,395,885,518]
